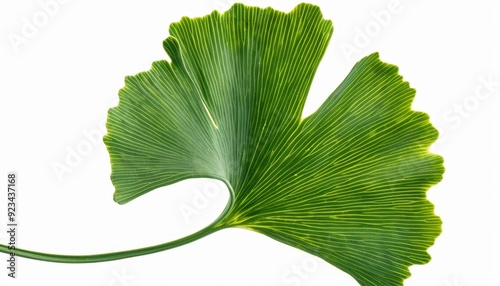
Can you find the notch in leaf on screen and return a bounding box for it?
[0,3,443,285]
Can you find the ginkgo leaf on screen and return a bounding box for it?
[0,3,443,286]
[103,3,443,285]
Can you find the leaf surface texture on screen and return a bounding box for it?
[104,4,444,285]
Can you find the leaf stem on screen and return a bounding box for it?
[0,186,234,263]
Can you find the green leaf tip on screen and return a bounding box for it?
[104,3,444,285]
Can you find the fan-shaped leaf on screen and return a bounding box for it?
[103,3,443,285]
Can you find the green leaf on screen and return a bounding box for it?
[103,3,443,285]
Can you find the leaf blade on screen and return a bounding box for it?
[104,4,443,285]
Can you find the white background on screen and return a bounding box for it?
[0,0,499,285]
